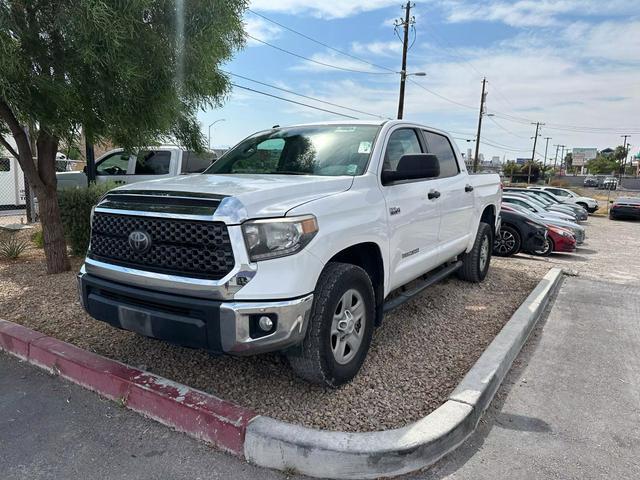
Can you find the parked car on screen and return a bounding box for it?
[504,187,587,221]
[583,176,599,187]
[503,194,578,222]
[533,225,576,256]
[76,120,502,387]
[602,177,618,190]
[609,197,640,220]
[528,186,599,213]
[56,146,216,190]
[494,208,547,257]
[501,204,585,244]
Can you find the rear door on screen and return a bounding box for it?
[421,130,474,260]
[380,127,443,291]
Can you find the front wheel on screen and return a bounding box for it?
[533,237,554,256]
[287,262,375,387]
[493,225,521,257]
[457,222,493,283]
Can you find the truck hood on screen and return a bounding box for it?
[114,173,354,220]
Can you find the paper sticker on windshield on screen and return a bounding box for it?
[358,141,372,154]
[346,164,358,175]
[335,126,356,132]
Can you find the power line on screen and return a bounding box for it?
[486,115,527,139]
[407,78,477,110]
[224,71,389,119]
[246,34,396,75]
[231,83,359,119]
[247,9,396,73]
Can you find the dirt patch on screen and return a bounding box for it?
[0,247,550,432]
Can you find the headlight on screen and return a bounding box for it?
[242,215,318,262]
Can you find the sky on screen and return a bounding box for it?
[199,0,640,163]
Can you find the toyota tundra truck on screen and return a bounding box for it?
[78,120,501,387]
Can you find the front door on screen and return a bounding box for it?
[380,127,443,291]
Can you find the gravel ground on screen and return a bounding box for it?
[1,240,551,433]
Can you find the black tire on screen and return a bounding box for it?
[576,202,588,211]
[493,224,521,257]
[533,236,554,256]
[457,222,492,283]
[287,262,375,388]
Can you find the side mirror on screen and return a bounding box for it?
[82,165,87,174]
[382,154,440,185]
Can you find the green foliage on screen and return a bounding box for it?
[587,155,619,174]
[31,229,44,248]
[0,0,247,150]
[549,179,570,187]
[0,236,29,259]
[58,183,116,255]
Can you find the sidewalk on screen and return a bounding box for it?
[0,352,285,480]
[416,276,640,479]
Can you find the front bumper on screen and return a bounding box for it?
[78,270,313,356]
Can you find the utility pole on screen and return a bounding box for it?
[473,77,487,173]
[551,144,560,184]
[542,136,551,183]
[528,122,543,184]
[620,134,631,185]
[559,145,566,175]
[396,2,414,120]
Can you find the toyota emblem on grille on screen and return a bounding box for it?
[128,230,151,254]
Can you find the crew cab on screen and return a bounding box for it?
[77,121,502,386]
[528,186,599,213]
[56,146,216,190]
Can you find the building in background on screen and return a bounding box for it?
[572,147,597,174]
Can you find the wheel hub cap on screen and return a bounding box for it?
[331,289,366,365]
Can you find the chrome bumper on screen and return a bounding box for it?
[220,295,314,355]
[78,268,313,356]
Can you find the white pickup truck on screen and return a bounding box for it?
[56,146,216,190]
[78,121,502,386]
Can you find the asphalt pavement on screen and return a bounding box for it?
[0,353,287,480]
[414,276,640,480]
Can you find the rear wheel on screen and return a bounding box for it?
[457,222,492,283]
[493,225,521,257]
[287,262,375,387]
[576,202,588,211]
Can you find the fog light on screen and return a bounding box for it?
[258,316,274,331]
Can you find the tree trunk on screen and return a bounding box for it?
[36,132,71,274]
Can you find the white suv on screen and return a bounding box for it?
[528,186,599,213]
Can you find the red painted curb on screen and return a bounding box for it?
[0,319,257,456]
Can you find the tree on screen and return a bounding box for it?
[0,1,246,273]
[587,154,619,174]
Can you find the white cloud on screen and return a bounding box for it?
[439,0,640,28]
[244,17,282,45]
[250,0,399,20]
[351,40,402,58]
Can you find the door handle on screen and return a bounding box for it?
[465,184,474,192]
[428,190,441,200]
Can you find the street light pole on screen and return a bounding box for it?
[473,78,487,174]
[208,118,226,149]
[396,2,413,120]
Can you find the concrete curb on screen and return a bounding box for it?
[0,320,257,455]
[244,268,564,479]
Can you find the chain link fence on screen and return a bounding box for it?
[0,156,32,227]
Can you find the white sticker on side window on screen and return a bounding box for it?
[358,141,372,154]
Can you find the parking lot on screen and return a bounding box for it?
[1,213,636,434]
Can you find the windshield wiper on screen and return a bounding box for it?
[270,171,310,175]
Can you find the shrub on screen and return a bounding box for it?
[0,236,29,259]
[549,179,570,187]
[31,229,44,248]
[58,183,117,256]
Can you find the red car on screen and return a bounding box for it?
[534,225,576,256]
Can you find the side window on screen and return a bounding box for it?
[96,152,130,176]
[133,150,171,175]
[230,138,284,174]
[181,151,215,174]
[549,188,569,197]
[423,131,460,178]
[383,128,423,172]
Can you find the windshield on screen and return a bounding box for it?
[205,125,380,176]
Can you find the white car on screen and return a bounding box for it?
[528,186,599,213]
[77,120,502,386]
[56,146,216,190]
[502,194,578,223]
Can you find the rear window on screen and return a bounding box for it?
[422,131,459,178]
